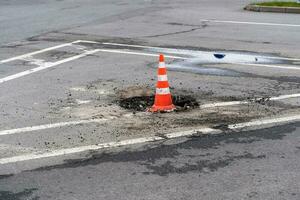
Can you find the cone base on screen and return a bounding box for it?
[148,104,176,112]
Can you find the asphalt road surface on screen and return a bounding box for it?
[0,0,300,199]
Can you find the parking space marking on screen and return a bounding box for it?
[201,93,300,109]
[0,118,114,136]
[101,42,300,69]
[270,93,300,101]
[1,40,299,85]
[238,63,300,70]
[102,42,300,62]
[0,49,100,84]
[1,113,300,165]
[0,92,299,137]
[97,49,185,59]
[200,101,247,108]
[0,40,82,64]
[97,48,300,71]
[201,19,300,27]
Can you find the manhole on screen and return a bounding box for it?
[119,95,199,112]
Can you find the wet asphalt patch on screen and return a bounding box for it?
[0,188,38,200]
[26,122,299,175]
[118,95,199,112]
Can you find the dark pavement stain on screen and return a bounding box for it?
[0,174,13,180]
[142,152,266,176]
[0,188,39,200]
[29,123,299,174]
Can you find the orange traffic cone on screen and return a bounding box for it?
[149,54,176,112]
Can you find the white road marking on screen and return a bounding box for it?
[97,48,300,71]
[102,42,300,62]
[237,62,300,71]
[0,49,100,84]
[0,118,113,136]
[0,41,81,64]
[1,113,300,164]
[97,49,185,59]
[202,19,300,28]
[201,93,300,108]
[0,136,163,164]
[229,114,300,129]
[76,40,100,44]
[270,93,300,101]
[75,99,92,105]
[0,92,298,137]
[200,101,248,108]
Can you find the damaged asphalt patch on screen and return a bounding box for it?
[118,95,199,112]
[38,78,300,151]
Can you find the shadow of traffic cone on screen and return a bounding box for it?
[149,54,176,112]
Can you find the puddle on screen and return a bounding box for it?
[77,41,299,77]
[119,95,199,112]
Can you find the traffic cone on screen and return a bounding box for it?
[149,54,176,112]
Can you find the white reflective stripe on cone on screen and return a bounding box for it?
[159,62,166,68]
[156,88,170,94]
[157,75,168,81]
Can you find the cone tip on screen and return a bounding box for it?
[159,54,164,62]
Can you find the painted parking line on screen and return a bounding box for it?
[200,101,248,109]
[1,40,299,85]
[270,93,300,101]
[0,49,100,84]
[201,19,300,28]
[0,118,113,136]
[0,92,299,137]
[0,40,82,64]
[201,93,300,109]
[1,113,300,165]
[102,42,300,62]
[238,63,300,71]
[100,42,300,70]
[97,49,185,59]
[97,48,300,71]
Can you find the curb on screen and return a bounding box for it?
[244,4,300,14]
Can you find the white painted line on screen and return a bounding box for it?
[102,42,300,62]
[229,114,300,129]
[270,93,300,101]
[165,127,220,138]
[202,19,300,28]
[0,118,112,136]
[0,41,81,64]
[97,49,185,59]
[103,42,163,50]
[200,93,300,108]
[98,49,300,70]
[97,48,300,71]
[75,40,100,44]
[200,101,248,109]
[0,136,163,164]
[1,113,300,165]
[0,49,100,84]
[237,62,300,71]
[0,92,298,137]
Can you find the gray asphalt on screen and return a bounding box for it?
[0,0,300,199]
[0,123,299,200]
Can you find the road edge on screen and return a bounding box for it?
[244,4,300,14]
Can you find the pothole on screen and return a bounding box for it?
[119,95,199,112]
